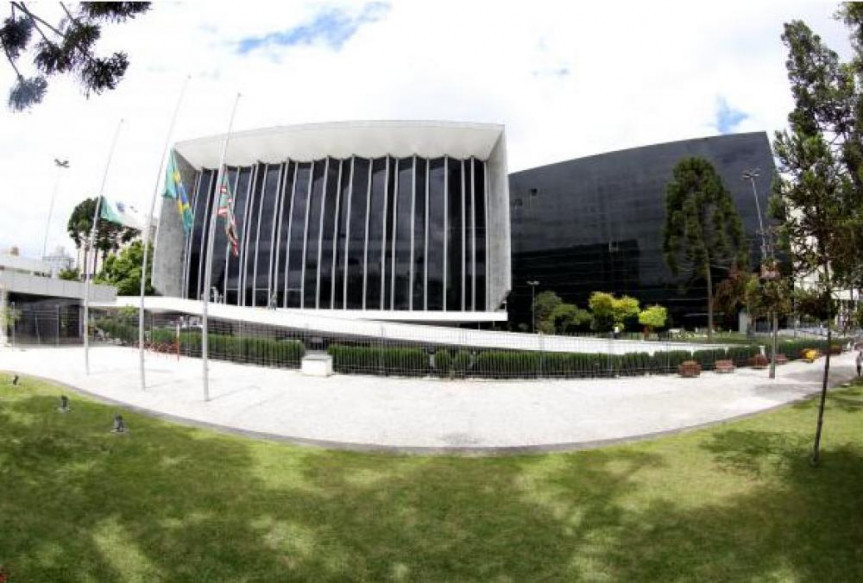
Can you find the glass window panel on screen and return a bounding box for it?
[304,160,325,308]
[319,158,340,309]
[412,158,427,310]
[286,162,310,308]
[464,159,474,311]
[346,158,369,309]
[384,157,397,309]
[474,159,487,310]
[253,164,280,306]
[427,157,445,310]
[334,159,351,309]
[447,157,463,311]
[190,170,215,301]
[244,164,266,306]
[366,157,387,310]
[273,161,295,307]
[211,167,236,300]
[394,157,413,310]
[225,166,252,305]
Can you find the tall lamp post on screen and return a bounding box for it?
[527,280,539,333]
[42,158,70,267]
[743,169,778,379]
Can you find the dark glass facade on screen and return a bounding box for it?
[508,132,776,328]
[183,155,489,312]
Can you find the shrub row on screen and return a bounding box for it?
[148,329,304,368]
[328,345,778,379]
[328,345,427,376]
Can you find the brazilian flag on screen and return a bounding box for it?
[163,151,194,234]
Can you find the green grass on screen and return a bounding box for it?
[2,375,863,582]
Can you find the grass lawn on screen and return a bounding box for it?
[1,375,862,582]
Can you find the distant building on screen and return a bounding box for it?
[508,132,776,329]
[153,121,511,324]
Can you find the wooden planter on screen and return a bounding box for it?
[714,359,735,374]
[678,360,702,378]
[748,354,769,369]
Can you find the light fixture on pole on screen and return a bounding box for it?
[527,280,539,333]
[42,158,70,266]
[743,168,778,379]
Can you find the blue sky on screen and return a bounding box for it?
[0,1,854,257]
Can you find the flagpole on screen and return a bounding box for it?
[201,93,241,401]
[84,118,124,375]
[139,76,191,391]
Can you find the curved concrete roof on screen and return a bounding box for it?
[174,120,505,169]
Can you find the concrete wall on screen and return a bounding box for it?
[152,152,197,297]
[0,270,115,302]
[486,131,512,311]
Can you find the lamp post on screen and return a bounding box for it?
[42,158,70,267]
[527,280,539,333]
[743,169,778,379]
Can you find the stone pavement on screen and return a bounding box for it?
[0,346,856,453]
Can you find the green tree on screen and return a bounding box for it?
[663,157,746,341]
[612,295,640,330]
[714,266,757,330]
[638,305,668,337]
[771,11,863,464]
[0,3,150,111]
[95,240,153,296]
[551,303,592,334]
[57,267,80,281]
[532,290,563,334]
[67,198,137,276]
[588,291,615,332]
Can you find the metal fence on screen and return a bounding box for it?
[9,308,849,380]
[84,309,794,380]
[4,305,83,347]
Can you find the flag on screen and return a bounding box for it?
[163,151,194,234]
[217,173,239,257]
[100,197,145,230]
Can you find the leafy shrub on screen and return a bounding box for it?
[434,349,452,377]
[726,345,761,367]
[691,349,727,371]
[651,350,693,374]
[453,350,472,378]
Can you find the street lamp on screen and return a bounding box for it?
[527,280,539,333]
[42,158,70,267]
[743,168,778,379]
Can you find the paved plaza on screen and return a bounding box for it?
[0,346,857,452]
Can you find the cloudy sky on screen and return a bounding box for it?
[0,1,855,259]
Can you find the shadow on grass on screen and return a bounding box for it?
[1,378,863,581]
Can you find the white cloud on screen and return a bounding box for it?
[0,0,854,258]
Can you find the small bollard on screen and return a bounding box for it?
[11,374,19,386]
[58,395,71,413]
[112,414,127,434]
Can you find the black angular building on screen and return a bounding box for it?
[508,132,775,329]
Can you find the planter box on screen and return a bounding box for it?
[774,353,789,365]
[748,354,769,369]
[678,360,702,378]
[302,353,333,377]
[714,359,735,374]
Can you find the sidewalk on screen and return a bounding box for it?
[0,346,856,453]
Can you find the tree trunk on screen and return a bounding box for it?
[811,313,832,466]
[705,264,714,342]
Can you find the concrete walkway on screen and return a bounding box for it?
[0,346,857,453]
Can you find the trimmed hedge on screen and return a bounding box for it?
[329,345,427,376]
